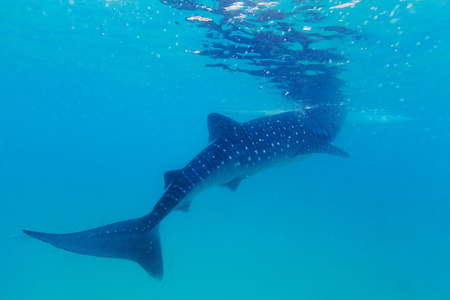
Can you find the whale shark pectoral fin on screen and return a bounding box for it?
[297,142,349,158]
[207,113,241,143]
[164,169,184,189]
[320,143,349,158]
[221,178,243,192]
[23,218,164,281]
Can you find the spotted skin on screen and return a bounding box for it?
[151,107,348,221]
[23,106,347,281]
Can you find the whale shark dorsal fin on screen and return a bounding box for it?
[164,169,184,189]
[221,178,242,192]
[207,113,241,143]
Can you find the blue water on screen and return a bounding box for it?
[1,0,449,299]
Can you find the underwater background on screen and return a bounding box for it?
[1,0,449,299]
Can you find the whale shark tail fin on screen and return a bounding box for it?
[23,217,163,281]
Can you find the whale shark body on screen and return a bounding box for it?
[24,105,348,280]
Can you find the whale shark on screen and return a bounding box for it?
[23,105,348,281]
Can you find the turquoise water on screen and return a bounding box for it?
[1,0,449,299]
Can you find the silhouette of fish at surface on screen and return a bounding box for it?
[24,105,348,281]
